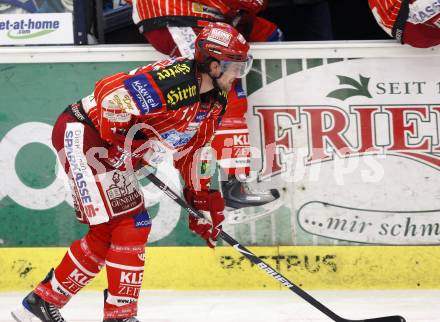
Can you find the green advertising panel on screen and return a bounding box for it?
[0,60,293,247]
[0,62,197,247]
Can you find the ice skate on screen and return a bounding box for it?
[11,291,66,322]
[222,175,283,224]
[103,289,140,322]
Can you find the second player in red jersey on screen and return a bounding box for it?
[369,0,440,48]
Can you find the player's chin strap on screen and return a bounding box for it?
[138,166,406,322]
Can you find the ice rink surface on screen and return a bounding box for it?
[1,290,438,322]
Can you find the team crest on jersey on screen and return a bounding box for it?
[124,74,162,114]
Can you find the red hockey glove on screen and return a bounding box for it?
[183,188,225,248]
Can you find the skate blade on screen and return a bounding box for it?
[11,306,37,322]
[225,198,284,224]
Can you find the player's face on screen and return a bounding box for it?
[220,58,253,79]
[208,61,235,92]
[216,70,237,92]
[211,58,253,92]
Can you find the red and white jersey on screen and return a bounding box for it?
[81,57,227,189]
[369,0,440,47]
[126,0,231,25]
[369,0,402,33]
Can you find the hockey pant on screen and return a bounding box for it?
[34,111,151,318]
[51,111,145,225]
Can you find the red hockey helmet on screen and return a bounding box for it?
[195,22,253,78]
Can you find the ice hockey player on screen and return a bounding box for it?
[11,22,253,322]
[125,0,281,214]
[369,0,440,48]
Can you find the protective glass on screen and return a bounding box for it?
[220,55,254,78]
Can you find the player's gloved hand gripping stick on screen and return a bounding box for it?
[140,168,406,322]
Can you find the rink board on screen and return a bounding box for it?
[1,246,439,291]
[1,43,440,248]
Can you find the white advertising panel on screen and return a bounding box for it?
[248,57,440,245]
[0,13,73,45]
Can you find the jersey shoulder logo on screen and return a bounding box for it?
[150,60,200,111]
[123,74,163,114]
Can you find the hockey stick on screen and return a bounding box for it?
[142,170,406,322]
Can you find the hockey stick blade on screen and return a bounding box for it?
[359,316,406,322]
[142,169,406,322]
[225,196,284,224]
